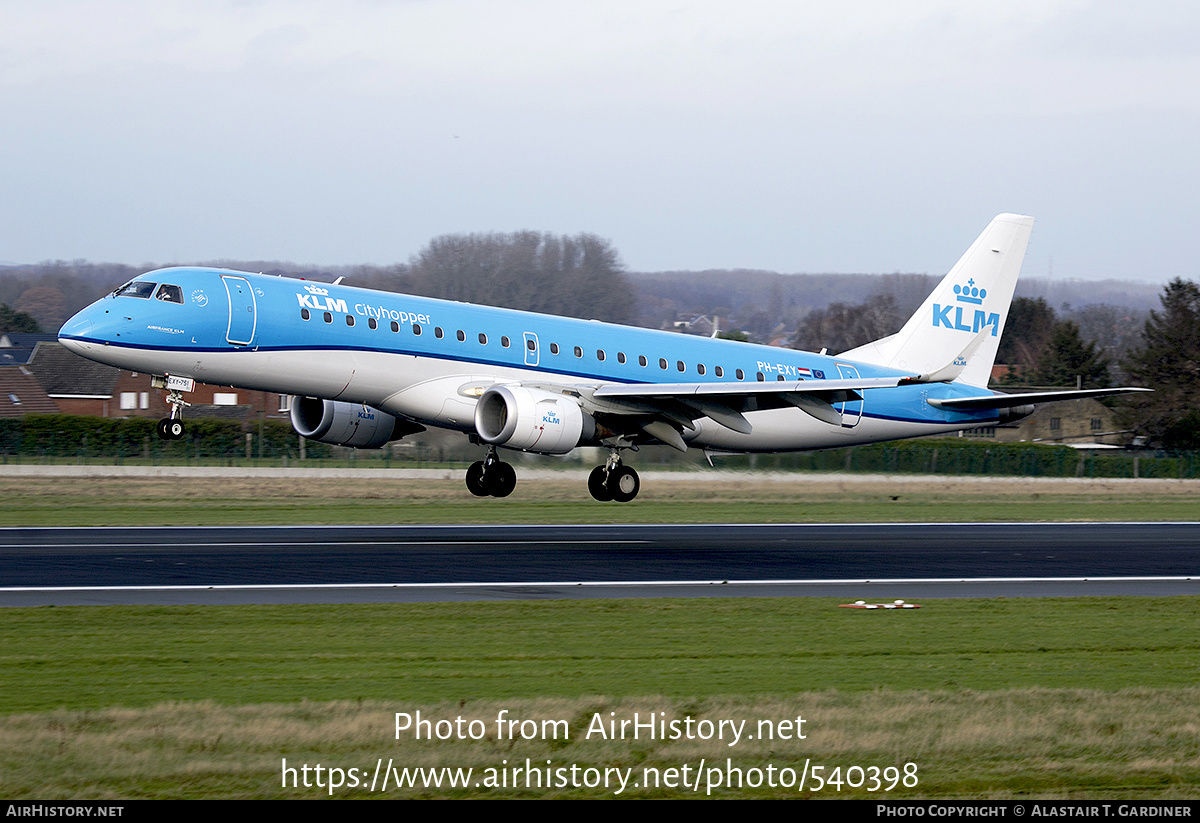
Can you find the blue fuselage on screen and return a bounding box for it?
[59,267,997,451]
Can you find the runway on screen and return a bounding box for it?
[3,522,1199,605]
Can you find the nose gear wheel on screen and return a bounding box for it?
[155,386,190,440]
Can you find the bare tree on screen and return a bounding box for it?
[404,232,635,324]
[790,294,903,354]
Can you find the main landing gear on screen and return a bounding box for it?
[465,446,517,498]
[464,446,641,503]
[155,387,189,441]
[588,450,640,503]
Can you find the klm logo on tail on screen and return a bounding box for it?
[932,278,999,336]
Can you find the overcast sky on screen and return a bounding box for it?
[2,1,1197,282]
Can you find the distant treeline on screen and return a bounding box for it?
[1,234,1165,342]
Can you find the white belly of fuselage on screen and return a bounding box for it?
[69,342,964,451]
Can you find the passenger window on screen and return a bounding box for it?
[677,361,685,372]
[456,330,465,342]
[777,374,785,381]
[323,312,332,323]
[501,336,510,348]
[435,327,444,339]
[478,333,487,344]
[526,338,536,351]
[368,318,378,330]
[550,343,559,355]
[715,366,723,377]
[574,346,583,358]
[736,369,744,380]
[597,350,606,361]
[617,352,626,364]
[301,309,310,320]
[659,358,667,370]
[756,372,765,382]
[411,323,420,335]
[346,315,354,326]
[697,363,705,375]
[639,355,648,367]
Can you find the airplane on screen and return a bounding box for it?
[57,214,1147,502]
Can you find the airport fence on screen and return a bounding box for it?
[1,414,1199,478]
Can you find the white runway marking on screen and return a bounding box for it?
[3,575,1196,593]
[0,540,648,549]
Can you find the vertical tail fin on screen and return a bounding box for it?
[841,213,1034,388]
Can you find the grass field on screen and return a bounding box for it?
[3,598,1200,798]
[1,473,1199,525]
[3,472,1198,798]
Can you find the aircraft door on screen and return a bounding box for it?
[835,363,863,428]
[222,276,257,346]
[523,332,539,367]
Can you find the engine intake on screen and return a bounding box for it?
[290,397,421,448]
[474,386,594,455]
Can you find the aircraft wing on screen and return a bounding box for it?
[537,380,1150,451]
[592,376,908,399]
[927,387,1151,410]
[512,376,916,448]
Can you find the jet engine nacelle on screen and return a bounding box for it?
[474,386,595,455]
[290,396,416,449]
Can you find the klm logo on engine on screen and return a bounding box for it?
[297,293,349,313]
[932,278,999,336]
[542,411,561,426]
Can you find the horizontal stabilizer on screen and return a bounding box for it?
[928,387,1151,411]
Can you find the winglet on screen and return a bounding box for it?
[901,323,994,384]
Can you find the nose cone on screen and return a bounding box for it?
[58,303,101,356]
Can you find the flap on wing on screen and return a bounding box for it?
[929,387,1151,410]
[517,376,909,440]
[587,376,907,432]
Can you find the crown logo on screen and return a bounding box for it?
[304,285,330,296]
[953,278,986,305]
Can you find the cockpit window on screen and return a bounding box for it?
[155,284,183,304]
[114,281,158,299]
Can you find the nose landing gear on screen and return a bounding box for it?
[155,386,190,441]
